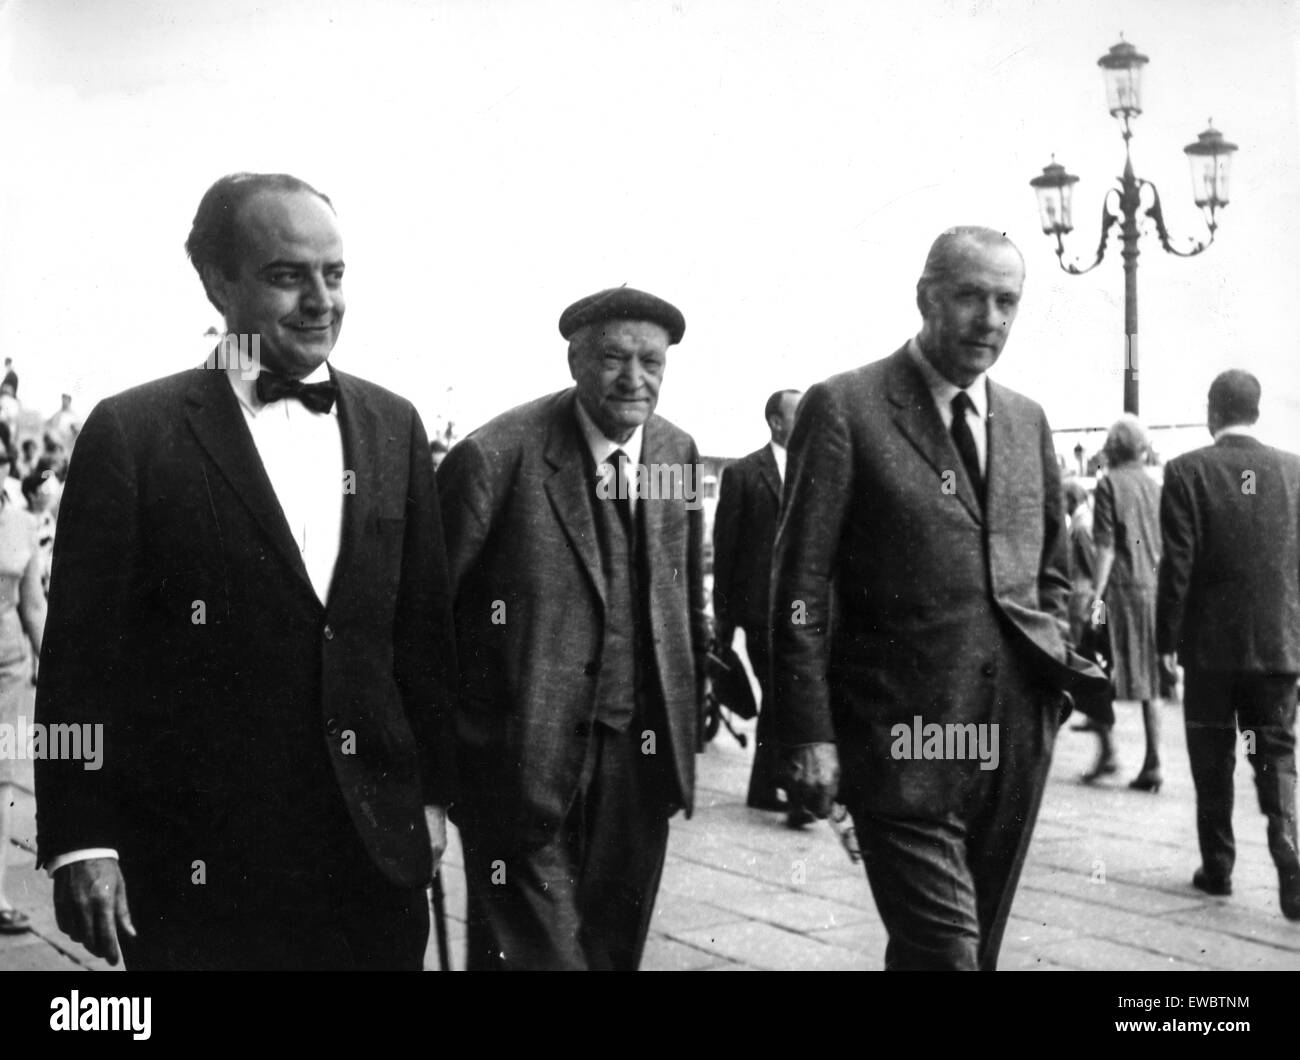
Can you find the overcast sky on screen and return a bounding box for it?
[1,0,1296,459]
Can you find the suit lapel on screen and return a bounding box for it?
[329,368,380,611]
[984,380,1023,533]
[184,369,316,594]
[639,416,672,588]
[543,392,606,608]
[886,346,981,524]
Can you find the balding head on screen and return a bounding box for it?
[915,226,1026,387]
[917,227,1024,303]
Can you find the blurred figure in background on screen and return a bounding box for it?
[429,437,449,471]
[1066,478,1120,777]
[1158,370,1300,918]
[0,443,49,933]
[2,360,18,396]
[712,388,807,827]
[1064,480,1095,647]
[41,433,69,481]
[22,457,63,598]
[1090,414,1163,792]
[0,385,19,453]
[44,393,81,450]
[16,439,38,482]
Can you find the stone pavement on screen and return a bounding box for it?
[4,698,1299,971]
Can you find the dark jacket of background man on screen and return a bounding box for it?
[712,388,802,816]
[1157,368,1300,917]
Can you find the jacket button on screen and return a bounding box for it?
[323,624,335,641]
[325,717,339,736]
[982,661,996,678]
[583,661,600,676]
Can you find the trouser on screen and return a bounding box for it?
[1183,669,1299,882]
[460,720,672,970]
[743,623,783,808]
[845,640,1058,970]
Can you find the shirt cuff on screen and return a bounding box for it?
[46,849,119,877]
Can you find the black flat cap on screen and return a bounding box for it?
[558,286,685,344]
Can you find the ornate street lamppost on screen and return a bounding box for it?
[1030,38,1238,415]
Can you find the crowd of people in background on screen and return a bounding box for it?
[0,361,79,933]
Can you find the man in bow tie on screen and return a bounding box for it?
[437,286,709,969]
[770,227,1105,970]
[34,172,458,969]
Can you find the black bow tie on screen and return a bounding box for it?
[255,373,338,414]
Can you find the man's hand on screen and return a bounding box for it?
[53,858,135,967]
[785,742,840,819]
[424,805,448,877]
[1160,652,1178,673]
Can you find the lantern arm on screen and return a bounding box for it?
[1056,187,1122,275]
[1140,178,1214,258]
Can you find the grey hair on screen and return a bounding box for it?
[917,226,1024,297]
[1104,413,1149,465]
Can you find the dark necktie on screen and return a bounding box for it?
[256,373,338,414]
[949,391,984,507]
[612,448,635,538]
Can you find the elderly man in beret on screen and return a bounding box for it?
[437,287,709,970]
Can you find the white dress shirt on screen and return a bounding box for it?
[47,361,346,876]
[1213,424,1255,442]
[907,336,989,476]
[770,440,788,484]
[575,398,645,511]
[227,362,344,603]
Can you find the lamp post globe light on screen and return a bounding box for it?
[1029,38,1238,415]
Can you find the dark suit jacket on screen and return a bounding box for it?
[770,345,1104,815]
[1156,433,1300,673]
[437,388,709,848]
[712,443,781,633]
[34,366,457,891]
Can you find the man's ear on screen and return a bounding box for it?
[915,280,930,317]
[199,263,232,317]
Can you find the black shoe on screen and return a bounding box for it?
[1128,769,1163,793]
[1192,868,1232,897]
[785,807,816,830]
[1280,869,1300,921]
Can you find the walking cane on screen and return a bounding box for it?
[430,869,450,971]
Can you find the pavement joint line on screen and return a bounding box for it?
[655,933,740,962]
[1155,915,1300,954]
[666,921,856,970]
[667,846,866,905]
[1016,877,1300,951]
[663,898,868,942]
[23,924,93,967]
[1082,933,1233,970]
